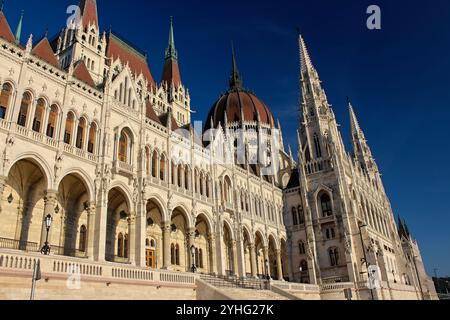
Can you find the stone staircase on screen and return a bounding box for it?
[199,274,291,300]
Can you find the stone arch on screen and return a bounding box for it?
[57,168,95,202]
[146,195,168,221]
[254,229,267,248]
[8,153,53,188]
[170,203,193,229]
[268,233,280,251]
[108,182,133,211]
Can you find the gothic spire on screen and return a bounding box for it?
[165,16,178,60]
[14,10,23,44]
[348,98,377,173]
[161,17,181,87]
[229,43,243,89]
[299,34,315,75]
[79,0,98,29]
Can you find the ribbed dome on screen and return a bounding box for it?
[205,47,275,131]
[205,88,275,130]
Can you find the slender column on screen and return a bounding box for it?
[0,176,7,214]
[26,99,37,129]
[83,124,90,151]
[127,215,136,265]
[86,202,96,259]
[216,226,225,276]
[236,233,246,278]
[93,192,108,262]
[40,190,58,248]
[208,234,217,275]
[250,243,258,278]
[135,201,146,267]
[263,246,270,278]
[232,240,239,276]
[162,221,172,269]
[276,249,284,281]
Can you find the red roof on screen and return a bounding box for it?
[72,60,96,88]
[106,33,156,89]
[161,58,181,87]
[79,0,98,29]
[145,100,161,124]
[31,38,59,68]
[0,11,16,43]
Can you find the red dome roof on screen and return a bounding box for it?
[205,88,275,130]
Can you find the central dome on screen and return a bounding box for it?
[204,48,275,131]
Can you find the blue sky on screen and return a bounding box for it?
[3,0,450,275]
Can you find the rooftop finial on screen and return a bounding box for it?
[165,16,178,60]
[15,9,24,45]
[229,42,243,89]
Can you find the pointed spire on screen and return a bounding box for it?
[229,43,243,89]
[15,10,23,44]
[79,0,99,29]
[165,16,178,60]
[298,34,314,74]
[348,97,363,137]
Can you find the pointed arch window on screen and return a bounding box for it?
[160,155,166,181]
[117,233,124,257]
[46,105,58,138]
[199,249,204,268]
[292,207,298,225]
[171,244,175,265]
[64,112,75,144]
[175,244,180,266]
[76,117,87,149]
[320,193,333,217]
[329,247,340,267]
[298,206,305,225]
[32,98,46,133]
[0,83,12,119]
[88,123,97,154]
[79,225,87,252]
[18,92,32,127]
[313,133,322,158]
[118,129,132,163]
[299,241,306,255]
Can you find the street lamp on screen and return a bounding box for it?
[358,223,375,300]
[299,266,303,283]
[40,214,52,255]
[190,245,197,273]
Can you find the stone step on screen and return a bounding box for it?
[220,288,289,300]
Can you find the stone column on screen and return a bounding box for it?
[276,249,284,281]
[0,175,7,214]
[127,215,136,265]
[162,221,171,269]
[263,246,270,278]
[208,234,217,275]
[135,201,146,267]
[93,192,108,262]
[40,190,58,248]
[187,227,196,271]
[215,226,225,276]
[86,202,96,259]
[236,234,246,278]
[250,243,258,278]
[232,240,239,276]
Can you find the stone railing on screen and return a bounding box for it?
[270,280,320,292]
[320,282,354,292]
[0,249,198,287]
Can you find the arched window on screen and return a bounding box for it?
[299,241,306,255]
[76,117,87,149]
[124,234,129,259]
[118,129,131,163]
[320,194,333,217]
[292,207,298,225]
[195,248,199,267]
[171,244,175,265]
[206,177,210,198]
[64,112,75,144]
[329,248,339,267]
[46,105,58,138]
[18,92,32,127]
[175,244,180,266]
[117,233,124,257]
[146,238,150,247]
[199,249,203,268]
[88,122,97,154]
[298,206,305,224]
[0,83,12,119]
[160,155,166,181]
[32,98,46,133]
[185,167,190,190]
[152,151,158,178]
[79,225,87,252]
[313,133,322,158]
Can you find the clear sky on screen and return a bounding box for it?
[3,0,450,276]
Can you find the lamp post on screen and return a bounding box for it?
[358,223,375,300]
[40,214,52,255]
[299,266,303,283]
[190,245,197,273]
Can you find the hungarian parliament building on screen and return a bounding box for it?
[0,0,437,300]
